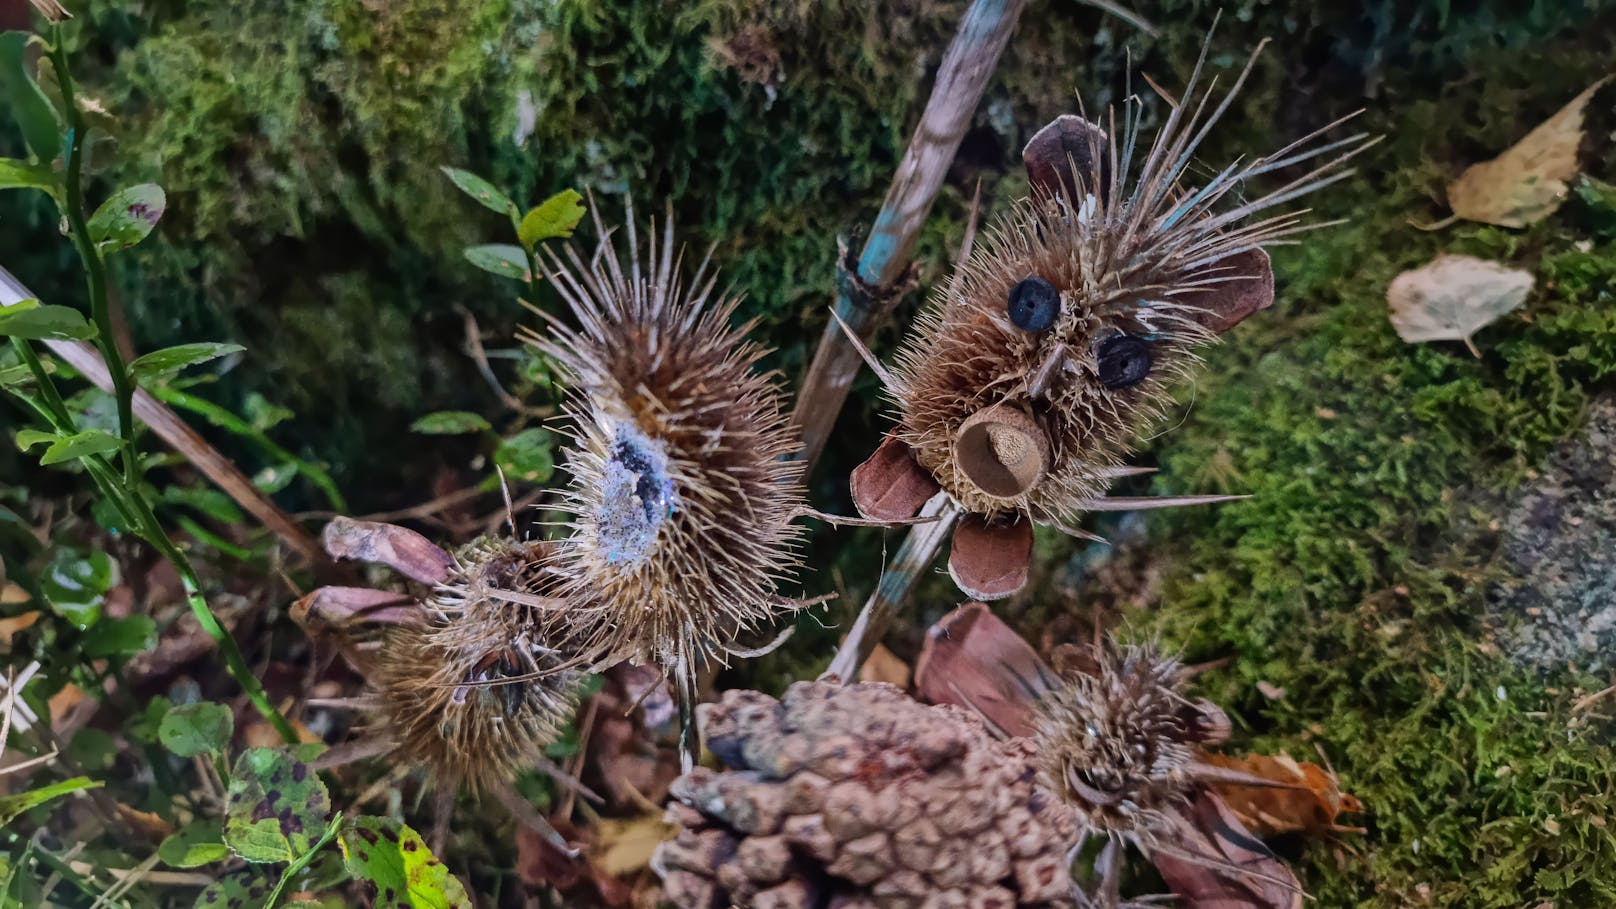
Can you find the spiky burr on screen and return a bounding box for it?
[370,537,581,795]
[521,202,809,760]
[849,30,1375,602]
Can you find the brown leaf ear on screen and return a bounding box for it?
[1023,114,1112,207]
[850,434,941,521]
[948,513,1033,601]
[1151,790,1303,909]
[1182,248,1274,334]
[915,602,1056,737]
[321,516,455,585]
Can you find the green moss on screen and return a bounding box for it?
[1092,26,1616,906]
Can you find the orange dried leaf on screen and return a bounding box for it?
[1205,752,1363,837]
[1447,77,1612,227]
[857,643,911,688]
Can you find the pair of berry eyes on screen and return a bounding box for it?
[1007,275,1152,390]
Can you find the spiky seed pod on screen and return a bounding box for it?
[1031,642,1208,845]
[522,205,807,686]
[655,681,1082,909]
[850,33,1374,600]
[371,537,581,794]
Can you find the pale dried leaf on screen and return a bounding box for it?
[591,815,675,877]
[1387,254,1533,355]
[857,643,911,688]
[1447,77,1611,227]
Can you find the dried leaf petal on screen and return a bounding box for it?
[1447,78,1612,227]
[914,602,1055,737]
[1204,752,1363,837]
[857,643,911,689]
[1150,791,1303,909]
[321,517,454,585]
[1386,254,1533,354]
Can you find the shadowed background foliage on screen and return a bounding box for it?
[5,1,1616,905]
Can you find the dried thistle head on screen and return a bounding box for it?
[522,201,807,696]
[1032,640,1223,845]
[852,33,1375,600]
[371,537,580,794]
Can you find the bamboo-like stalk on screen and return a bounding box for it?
[825,496,959,681]
[789,0,1029,474]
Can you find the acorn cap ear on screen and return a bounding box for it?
[1182,247,1274,334]
[1023,114,1112,208]
[948,513,1033,601]
[850,434,941,521]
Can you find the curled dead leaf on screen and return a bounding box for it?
[1387,254,1533,356]
[1204,751,1364,837]
[320,516,454,585]
[1446,77,1612,228]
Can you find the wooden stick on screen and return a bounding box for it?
[1,264,329,569]
[825,496,960,682]
[790,0,1029,473]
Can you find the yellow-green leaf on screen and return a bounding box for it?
[0,777,101,826]
[339,818,471,909]
[518,189,585,249]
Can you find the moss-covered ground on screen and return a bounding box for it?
[5,0,1616,905]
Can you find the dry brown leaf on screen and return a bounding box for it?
[857,642,911,688]
[1447,77,1612,227]
[1,583,31,605]
[0,610,40,646]
[1205,752,1364,837]
[116,803,175,841]
[591,814,675,877]
[1387,254,1533,356]
[242,716,321,749]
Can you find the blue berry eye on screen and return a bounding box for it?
[1007,276,1060,332]
[1095,333,1152,389]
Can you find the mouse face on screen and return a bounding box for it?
[851,47,1372,600]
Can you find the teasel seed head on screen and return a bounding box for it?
[852,27,1377,599]
[1032,640,1219,846]
[521,200,808,690]
[371,537,581,794]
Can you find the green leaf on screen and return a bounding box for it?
[159,822,231,868]
[38,428,121,465]
[495,427,555,483]
[0,32,62,162]
[463,244,530,281]
[410,410,492,435]
[87,183,166,251]
[159,702,234,758]
[82,615,157,658]
[253,462,297,494]
[190,870,274,909]
[130,342,244,382]
[0,777,101,826]
[518,189,585,249]
[0,299,95,340]
[14,428,54,451]
[339,817,471,909]
[0,157,53,192]
[224,747,331,863]
[440,166,516,217]
[40,546,116,629]
[160,485,247,524]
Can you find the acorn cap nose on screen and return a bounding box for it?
[953,403,1050,498]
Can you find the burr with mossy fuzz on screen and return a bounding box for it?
[522,203,809,758]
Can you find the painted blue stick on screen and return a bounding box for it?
[791,0,1029,473]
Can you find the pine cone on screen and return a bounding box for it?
[654,681,1079,908]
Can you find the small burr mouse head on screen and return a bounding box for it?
[852,38,1371,600]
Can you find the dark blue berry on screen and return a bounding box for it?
[1007,276,1061,332]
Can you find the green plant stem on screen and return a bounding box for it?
[27,30,298,746]
[45,29,137,490]
[0,831,103,903]
[264,815,344,909]
[154,386,347,511]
